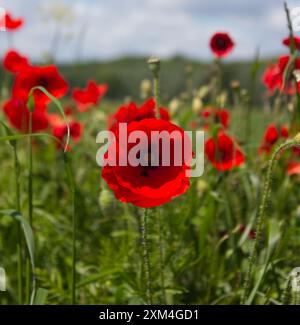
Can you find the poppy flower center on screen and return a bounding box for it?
[38,78,49,88]
[138,149,159,177]
[216,38,226,49]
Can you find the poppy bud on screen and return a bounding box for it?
[192,97,203,113]
[148,56,160,78]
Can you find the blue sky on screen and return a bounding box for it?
[0,0,299,63]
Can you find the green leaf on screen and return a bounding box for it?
[32,288,48,305]
[0,133,64,147]
[0,209,36,304]
[0,120,16,148]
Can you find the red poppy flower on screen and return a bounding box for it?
[12,65,68,104]
[4,12,24,31]
[282,36,300,50]
[209,32,235,58]
[262,64,281,95]
[287,162,300,175]
[205,131,244,171]
[201,107,229,129]
[3,50,30,74]
[262,56,300,95]
[102,118,191,208]
[3,98,48,133]
[108,98,170,132]
[72,80,108,112]
[259,124,288,155]
[49,114,83,150]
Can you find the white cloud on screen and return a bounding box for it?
[0,0,292,62]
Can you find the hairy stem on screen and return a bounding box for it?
[242,139,298,304]
[140,209,153,304]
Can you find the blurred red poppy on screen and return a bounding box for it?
[205,131,244,171]
[282,36,300,50]
[102,118,191,208]
[3,98,48,133]
[262,55,300,95]
[108,98,170,132]
[262,64,281,95]
[201,107,230,129]
[259,124,288,155]
[210,32,235,58]
[49,114,83,150]
[72,80,108,112]
[12,65,68,104]
[3,50,30,74]
[287,162,300,176]
[4,12,24,31]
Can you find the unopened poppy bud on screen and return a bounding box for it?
[169,98,180,115]
[192,97,203,113]
[287,102,294,113]
[198,86,210,99]
[148,57,160,78]
[216,91,227,107]
[140,79,152,99]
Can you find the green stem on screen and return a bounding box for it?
[157,209,166,304]
[13,145,23,305]
[26,111,33,304]
[241,139,298,304]
[140,209,153,304]
[71,188,77,305]
[148,57,161,119]
[154,77,160,118]
[64,154,77,304]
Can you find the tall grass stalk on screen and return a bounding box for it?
[26,111,33,304]
[63,154,77,304]
[13,144,23,304]
[242,137,300,304]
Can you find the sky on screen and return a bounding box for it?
[0,0,299,63]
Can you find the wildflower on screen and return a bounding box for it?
[12,65,68,104]
[3,98,48,133]
[209,32,235,58]
[259,124,288,155]
[108,98,170,133]
[201,107,230,129]
[102,118,191,208]
[4,12,24,31]
[49,114,82,150]
[282,36,300,50]
[205,131,244,171]
[3,50,30,74]
[72,80,108,112]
